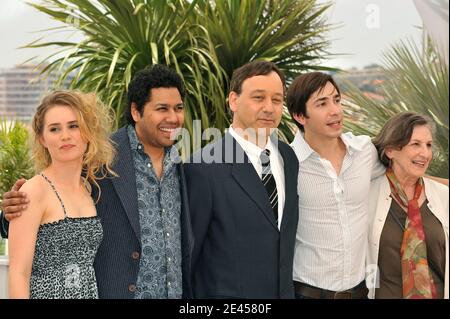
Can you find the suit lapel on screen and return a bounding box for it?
[278,142,294,233]
[111,128,141,245]
[178,164,194,259]
[224,133,279,231]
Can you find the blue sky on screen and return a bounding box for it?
[0,0,423,69]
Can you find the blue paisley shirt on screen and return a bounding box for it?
[127,125,182,299]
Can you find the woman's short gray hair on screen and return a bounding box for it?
[372,111,436,167]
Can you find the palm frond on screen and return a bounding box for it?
[344,38,448,177]
[25,0,336,151]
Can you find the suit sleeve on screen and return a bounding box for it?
[183,163,213,269]
[0,211,9,239]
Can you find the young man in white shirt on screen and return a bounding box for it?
[286,72,385,299]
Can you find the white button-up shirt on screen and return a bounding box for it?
[229,126,285,229]
[291,131,385,291]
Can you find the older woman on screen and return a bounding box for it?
[367,112,448,299]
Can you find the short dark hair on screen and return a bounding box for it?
[372,111,436,167]
[126,64,185,125]
[229,61,285,95]
[286,72,340,132]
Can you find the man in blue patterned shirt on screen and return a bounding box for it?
[1,65,193,299]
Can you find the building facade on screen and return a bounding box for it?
[0,65,71,121]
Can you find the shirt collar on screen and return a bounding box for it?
[228,126,274,158]
[339,132,365,153]
[290,130,315,163]
[290,130,364,162]
[127,124,181,169]
[127,125,142,151]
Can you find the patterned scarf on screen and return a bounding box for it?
[386,168,437,299]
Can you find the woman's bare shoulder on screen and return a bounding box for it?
[19,175,49,201]
[9,175,50,226]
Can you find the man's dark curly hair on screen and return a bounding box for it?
[126,64,185,125]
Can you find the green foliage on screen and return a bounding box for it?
[27,0,226,146]
[194,0,334,80]
[193,0,336,142]
[25,0,335,147]
[0,239,4,255]
[344,39,449,178]
[0,120,34,197]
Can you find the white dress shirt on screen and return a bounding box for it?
[229,126,285,229]
[290,131,385,291]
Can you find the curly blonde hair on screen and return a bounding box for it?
[32,90,116,201]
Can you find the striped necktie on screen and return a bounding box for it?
[260,149,278,225]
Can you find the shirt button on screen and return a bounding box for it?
[168,282,171,286]
[138,145,142,150]
[132,251,140,260]
[147,163,151,168]
[128,284,137,292]
[168,257,171,262]
[166,232,170,237]
[162,208,165,213]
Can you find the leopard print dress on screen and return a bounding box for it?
[29,173,103,299]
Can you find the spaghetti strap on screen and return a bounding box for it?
[40,173,68,218]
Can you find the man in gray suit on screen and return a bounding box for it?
[184,61,299,298]
[1,65,193,299]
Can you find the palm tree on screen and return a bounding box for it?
[193,0,335,141]
[26,0,335,148]
[343,39,448,178]
[28,0,226,140]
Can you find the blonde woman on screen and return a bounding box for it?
[8,91,115,299]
